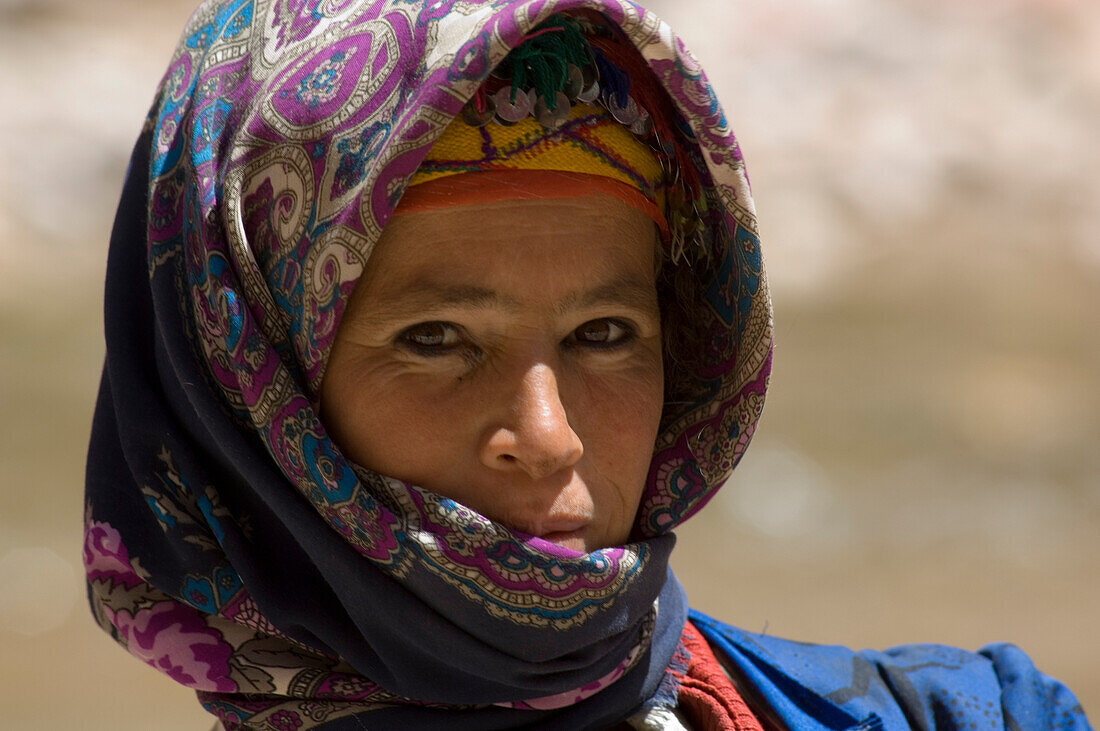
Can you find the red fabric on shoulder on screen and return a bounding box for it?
[677,620,765,731]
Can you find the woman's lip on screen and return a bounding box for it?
[536,528,588,551]
[515,516,589,537]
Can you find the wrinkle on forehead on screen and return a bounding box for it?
[348,194,659,319]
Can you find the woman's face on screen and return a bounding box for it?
[320,194,664,552]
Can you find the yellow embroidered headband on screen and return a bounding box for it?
[396,101,668,239]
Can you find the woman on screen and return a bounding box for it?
[84,1,1090,729]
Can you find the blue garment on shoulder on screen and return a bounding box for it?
[690,609,1092,731]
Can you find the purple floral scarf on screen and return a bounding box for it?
[84,1,772,728]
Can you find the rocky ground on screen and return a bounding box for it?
[1,0,1096,727]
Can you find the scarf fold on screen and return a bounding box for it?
[84,1,773,728]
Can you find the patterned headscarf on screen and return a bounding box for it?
[84,1,772,729]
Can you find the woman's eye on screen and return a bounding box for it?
[398,322,461,351]
[570,319,632,347]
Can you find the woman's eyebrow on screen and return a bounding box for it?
[556,277,659,316]
[385,281,521,311]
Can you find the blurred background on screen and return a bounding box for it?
[0,0,1096,727]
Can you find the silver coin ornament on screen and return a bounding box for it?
[461,95,496,127]
[576,78,600,103]
[564,64,585,99]
[493,86,533,123]
[629,108,653,137]
[580,62,598,91]
[608,95,639,125]
[534,91,571,129]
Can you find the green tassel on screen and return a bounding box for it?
[504,15,592,111]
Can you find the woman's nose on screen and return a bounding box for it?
[478,363,583,480]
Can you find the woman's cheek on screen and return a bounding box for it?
[585,346,664,416]
[574,360,663,449]
[324,354,458,471]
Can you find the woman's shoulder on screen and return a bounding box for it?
[688,608,1092,730]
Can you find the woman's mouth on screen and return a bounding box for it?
[534,527,588,553]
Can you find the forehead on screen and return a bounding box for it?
[355,194,658,305]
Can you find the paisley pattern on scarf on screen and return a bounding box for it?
[85,0,773,727]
